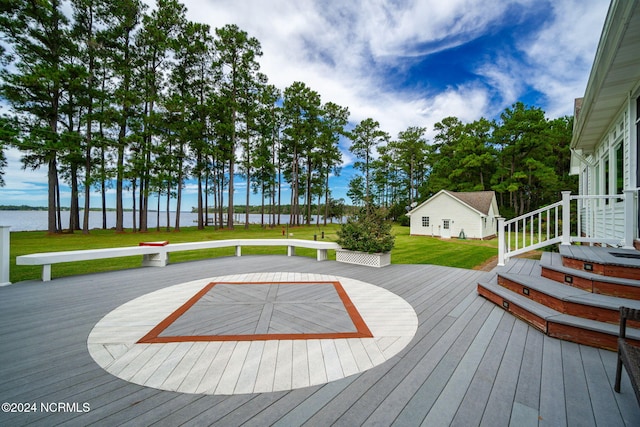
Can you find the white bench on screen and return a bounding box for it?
[16,238,341,281]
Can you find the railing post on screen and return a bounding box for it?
[561,191,572,245]
[0,226,11,286]
[623,189,636,248]
[497,217,506,266]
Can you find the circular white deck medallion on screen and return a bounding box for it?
[87,272,417,395]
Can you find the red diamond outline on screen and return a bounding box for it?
[137,281,373,343]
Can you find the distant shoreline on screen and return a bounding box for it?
[0,206,186,213]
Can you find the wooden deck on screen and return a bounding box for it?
[1,255,639,426]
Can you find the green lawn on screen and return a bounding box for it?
[7,224,499,282]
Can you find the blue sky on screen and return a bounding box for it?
[0,0,610,210]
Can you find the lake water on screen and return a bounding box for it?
[0,210,338,232]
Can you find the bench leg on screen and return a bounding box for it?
[142,252,168,267]
[236,246,242,257]
[615,350,623,392]
[317,249,328,261]
[42,264,51,282]
[288,246,295,257]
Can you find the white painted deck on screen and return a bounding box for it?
[87,272,418,395]
[0,255,638,426]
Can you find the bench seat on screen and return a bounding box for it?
[16,239,341,281]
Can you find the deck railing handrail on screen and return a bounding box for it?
[502,200,563,226]
[497,189,637,266]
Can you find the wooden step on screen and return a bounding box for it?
[498,272,640,326]
[559,245,640,280]
[541,252,640,299]
[477,281,640,350]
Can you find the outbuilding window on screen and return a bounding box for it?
[422,216,429,227]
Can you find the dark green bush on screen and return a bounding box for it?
[336,206,395,253]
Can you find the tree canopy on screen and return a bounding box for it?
[0,1,577,233]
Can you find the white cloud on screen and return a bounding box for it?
[1,0,611,207]
[518,0,609,117]
[177,0,596,137]
[2,147,48,191]
[365,0,514,58]
[418,85,491,137]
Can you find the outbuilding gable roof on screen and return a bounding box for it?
[450,191,495,216]
[407,190,497,216]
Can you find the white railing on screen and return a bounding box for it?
[0,226,10,286]
[497,190,637,266]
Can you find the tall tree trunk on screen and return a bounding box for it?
[197,152,204,229]
[175,155,183,231]
[227,155,234,229]
[156,192,161,231]
[261,182,265,227]
[115,140,125,232]
[324,174,330,226]
[100,142,107,229]
[166,141,172,231]
[166,182,171,232]
[204,173,209,228]
[306,156,312,226]
[48,155,58,234]
[218,167,224,228]
[245,138,250,229]
[277,154,281,226]
[69,165,79,232]
[82,121,92,235]
[99,73,108,230]
[131,179,137,232]
[55,172,62,232]
[82,7,95,235]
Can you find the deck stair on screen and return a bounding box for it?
[478,245,640,350]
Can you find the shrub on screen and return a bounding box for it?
[336,206,395,253]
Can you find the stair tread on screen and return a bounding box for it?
[499,272,640,311]
[479,281,558,317]
[478,281,640,339]
[559,245,640,268]
[541,252,640,287]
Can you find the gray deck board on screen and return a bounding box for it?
[516,327,544,407]
[388,301,494,426]
[600,348,640,425]
[451,312,516,427]
[479,319,528,426]
[562,340,597,427]
[1,255,639,426]
[539,335,567,427]
[581,345,625,426]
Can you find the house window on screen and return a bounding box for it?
[422,216,429,227]
[443,219,450,230]
[615,143,624,195]
[604,155,610,204]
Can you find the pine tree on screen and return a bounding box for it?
[1,0,73,233]
[214,24,262,229]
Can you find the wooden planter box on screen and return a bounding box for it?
[336,249,391,267]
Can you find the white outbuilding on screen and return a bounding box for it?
[407,190,499,239]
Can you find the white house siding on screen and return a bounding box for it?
[570,1,640,245]
[480,204,498,239]
[578,100,637,242]
[410,193,487,239]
